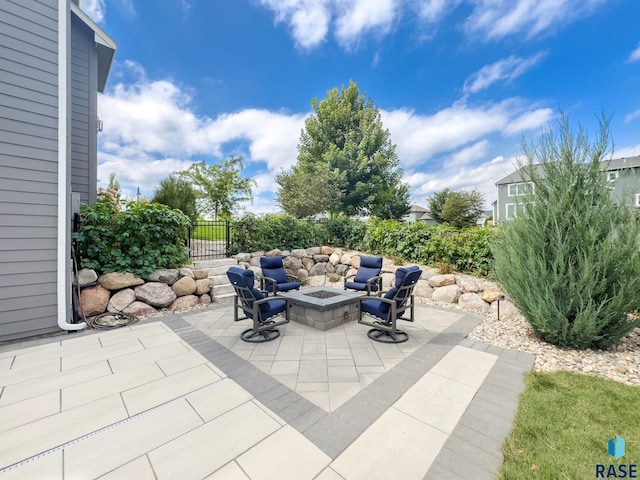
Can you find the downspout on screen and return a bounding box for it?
[58,0,85,331]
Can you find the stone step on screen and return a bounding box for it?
[193,258,237,270]
[206,265,238,277]
[213,293,236,307]
[210,274,231,286]
[213,283,235,296]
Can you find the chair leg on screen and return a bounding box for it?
[240,327,280,343]
[366,327,408,343]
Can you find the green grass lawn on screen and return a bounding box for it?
[498,371,639,479]
[190,223,228,241]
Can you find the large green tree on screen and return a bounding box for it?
[152,175,198,225]
[278,81,410,219]
[179,157,254,220]
[492,114,640,350]
[429,188,485,228]
[275,163,341,218]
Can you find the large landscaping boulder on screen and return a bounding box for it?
[172,276,197,296]
[428,274,455,288]
[482,288,505,303]
[147,269,180,285]
[135,282,176,308]
[195,279,213,296]
[123,301,157,317]
[458,293,489,313]
[80,285,110,317]
[99,272,144,290]
[309,262,327,276]
[170,295,199,312]
[107,288,136,313]
[76,268,97,287]
[432,285,461,303]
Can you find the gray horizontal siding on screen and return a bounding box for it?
[0,129,57,152]
[0,0,59,341]
[70,15,95,204]
[0,214,58,228]
[0,248,56,262]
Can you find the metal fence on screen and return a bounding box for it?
[188,220,232,260]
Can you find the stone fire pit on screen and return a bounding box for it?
[280,287,366,331]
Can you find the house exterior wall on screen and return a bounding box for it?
[608,167,640,207]
[494,161,640,224]
[70,14,97,205]
[0,0,61,340]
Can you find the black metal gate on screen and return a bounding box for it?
[188,220,232,260]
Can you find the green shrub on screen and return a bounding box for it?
[74,193,190,277]
[229,214,326,253]
[228,214,494,275]
[362,219,494,275]
[323,217,367,249]
[492,115,640,350]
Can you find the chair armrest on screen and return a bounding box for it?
[261,276,278,295]
[286,273,299,282]
[366,275,383,295]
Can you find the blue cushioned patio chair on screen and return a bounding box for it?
[344,255,383,295]
[358,266,422,343]
[226,267,289,343]
[260,256,301,295]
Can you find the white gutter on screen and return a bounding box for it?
[58,0,85,331]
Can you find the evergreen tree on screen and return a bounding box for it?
[278,81,410,219]
[492,115,640,350]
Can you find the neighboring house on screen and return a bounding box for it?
[0,0,116,341]
[494,155,640,224]
[402,204,438,226]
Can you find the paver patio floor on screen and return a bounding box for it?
[0,304,535,479]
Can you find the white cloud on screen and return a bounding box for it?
[629,43,640,62]
[613,144,640,159]
[447,140,490,167]
[415,0,461,23]
[625,108,640,123]
[334,0,397,46]
[257,0,607,49]
[463,52,547,94]
[465,0,607,41]
[98,64,307,197]
[382,100,512,167]
[80,0,106,23]
[97,151,193,195]
[503,108,554,135]
[258,0,332,49]
[406,154,517,206]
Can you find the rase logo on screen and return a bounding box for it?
[596,436,637,479]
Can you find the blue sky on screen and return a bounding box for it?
[85,0,640,214]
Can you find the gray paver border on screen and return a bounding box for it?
[167,307,534,471]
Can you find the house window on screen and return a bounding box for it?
[506,203,517,219]
[508,182,534,197]
[607,171,619,182]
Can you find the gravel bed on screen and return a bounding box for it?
[467,310,640,386]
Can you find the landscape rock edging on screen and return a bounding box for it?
[77,266,213,320]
